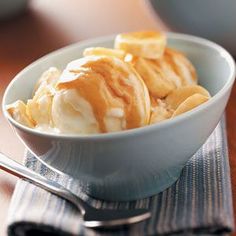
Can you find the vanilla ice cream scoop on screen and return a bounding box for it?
[52,56,151,134]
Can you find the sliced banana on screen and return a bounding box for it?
[7,100,35,128]
[166,85,210,110]
[114,31,166,59]
[172,93,209,118]
[164,48,197,86]
[83,47,126,60]
[134,57,175,98]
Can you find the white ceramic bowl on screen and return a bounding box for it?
[147,0,236,55]
[2,33,235,201]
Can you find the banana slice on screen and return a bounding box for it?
[56,56,150,133]
[133,57,175,98]
[114,31,166,59]
[7,100,35,128]
[164,48,197,86]
[172,93,209,118]
[166,85,210,110]
[83,47,126,60]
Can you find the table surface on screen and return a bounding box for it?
[0,1,235,235]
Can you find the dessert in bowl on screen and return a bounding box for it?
[2,32,235,201]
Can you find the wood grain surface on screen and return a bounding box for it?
[0,1,235,235]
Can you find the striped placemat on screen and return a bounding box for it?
[7,118,234,235]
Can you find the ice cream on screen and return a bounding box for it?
[7,31,211,134]
[7,67,61,132]
[7,55,150,134]
[52,56,150,134]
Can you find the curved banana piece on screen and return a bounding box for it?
[114,31,166,59]
[166,85,210,110]
[83,47,126,60]
[172,93,209,118]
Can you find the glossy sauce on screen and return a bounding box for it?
[57,57,149,132]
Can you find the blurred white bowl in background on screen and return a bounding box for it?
[147,0,236,56]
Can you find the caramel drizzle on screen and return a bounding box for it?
[164,48,197,85]
[57,57,143,132]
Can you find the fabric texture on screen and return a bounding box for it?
[7,119,234,236]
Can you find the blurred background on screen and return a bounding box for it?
[0,0,236,235]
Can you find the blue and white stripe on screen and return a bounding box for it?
[7,119,234,235]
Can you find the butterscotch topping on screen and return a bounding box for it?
[56,56,150,133]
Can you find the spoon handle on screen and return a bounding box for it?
[0,152,86,214]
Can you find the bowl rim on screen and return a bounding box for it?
[2,32,236,140]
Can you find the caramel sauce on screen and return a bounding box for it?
[164,48,197,85]
[148,59,171,84]
[57,57,145,132]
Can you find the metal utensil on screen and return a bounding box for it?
[0,152,151,228]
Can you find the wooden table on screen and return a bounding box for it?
[0,1,235,235]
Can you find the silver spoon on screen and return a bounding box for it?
[0,152,151,228]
